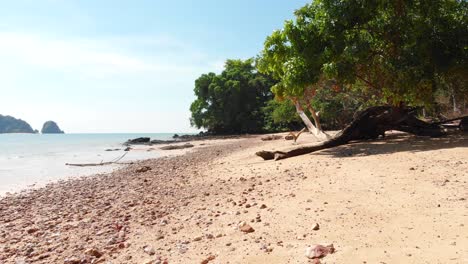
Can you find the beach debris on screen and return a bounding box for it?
[136,166,152,173]
[261,135,282,141]
[160,143,194,150]
[305,244,335,260]
[124,147,132,151]
[239,222,255,233]
[84,248,103,258]
[66,152,130,167]
[286,127,307,143]
[201,255,216,264]
[257,106,450,161]
[312,223,320,231]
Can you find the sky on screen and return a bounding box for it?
[0,0,310,133]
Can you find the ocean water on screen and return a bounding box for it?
[0,133,182,196]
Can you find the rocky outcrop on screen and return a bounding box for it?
[41,121,64,134]
[124,137,151,145]
[0,115,35,133]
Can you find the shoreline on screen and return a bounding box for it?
[0,135,219,197]
[1,133,467,263]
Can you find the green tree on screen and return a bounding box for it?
[258,0,467,135]
[190,59,277,134]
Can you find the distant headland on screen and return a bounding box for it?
[0,114,64,134]
[41,121,64,134]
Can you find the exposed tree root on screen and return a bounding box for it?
[256,106,452,161]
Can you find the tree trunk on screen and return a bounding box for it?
[294,101,318,136]
[256,106,448,161]
[452,94,458,113]
[306,104,322,132]
[306,102,331,139]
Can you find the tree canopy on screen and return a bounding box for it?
[190,59,283,133]
[190,1,467,134]
[258,0,467,107]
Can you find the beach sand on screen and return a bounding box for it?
[0,133,467,264]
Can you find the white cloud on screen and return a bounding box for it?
[0,32,223,132]
[0,32,218,76]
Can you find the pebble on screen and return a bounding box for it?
[64,257,81,264]
[201,255,216,264]
[239,222,255,233]
[84,248,103,258]
[144,246,156,256]
[305,244,335,259]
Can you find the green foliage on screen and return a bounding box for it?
[190,59,279,133]
[0,115,34,133]
[258,0,467,107]
[262,99,302,132]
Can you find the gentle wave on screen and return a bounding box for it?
[0,133,190,196]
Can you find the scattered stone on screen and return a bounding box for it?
[144,246,156,256]
[176,243,188,254]
[84,248,103,258]
[64,257,81,264]
[136,166,152,173]
[26,227,39,234]
[107,237,118,245]
[312,223,320,231]
[260,244,273,253]
[260,204,267,209]
[305,244,335,259]
[200,255,216,264]
[193,236,203,241]
[239,222,255,233]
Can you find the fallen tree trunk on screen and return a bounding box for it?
[256,106,448,161]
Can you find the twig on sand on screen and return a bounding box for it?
[287,127,307,143]
[66,152,133,167]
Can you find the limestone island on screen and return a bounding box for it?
[0,114,35,133]
[41,121,64,134]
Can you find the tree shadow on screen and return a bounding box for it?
[315,132,468,158]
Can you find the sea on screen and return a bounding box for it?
[0,133,185,196]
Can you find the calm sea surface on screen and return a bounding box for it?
[0,133,184,196]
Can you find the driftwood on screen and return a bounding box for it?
[160,143,194,150]
[66,152,131,167]
[261,135,283,141]
[286,127,307,143]
[256,106,452,161]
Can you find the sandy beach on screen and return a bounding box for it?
[0,133,467,264]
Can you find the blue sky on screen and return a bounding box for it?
[0,0,309,133]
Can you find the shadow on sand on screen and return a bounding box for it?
[315,132,468,158]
